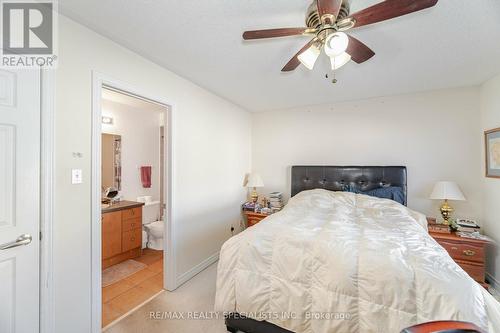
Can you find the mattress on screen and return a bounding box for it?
[215,189,500,332]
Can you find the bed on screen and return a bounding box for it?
[215,166,500,333]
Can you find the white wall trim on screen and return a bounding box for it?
[40,68,55,333]
[486,272,500,291]
[176,252,219,287]
[91,71,177,332]
[91,71,103,333]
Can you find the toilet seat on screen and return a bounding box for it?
[146,220,163,236]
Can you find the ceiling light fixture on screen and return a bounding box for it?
[242,0,439,74]
[298,42,321,70]
[102,116,114,125]
[324,32,349,58]
[298,32,350,72]
[330,52,351,70]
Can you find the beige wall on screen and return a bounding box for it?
[54,16,251,333]
[101,100,162,202]
[480,74,500,283]
[252,87,483,220]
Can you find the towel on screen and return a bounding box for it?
[140,166,152,188]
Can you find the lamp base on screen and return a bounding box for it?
[250,188,259,203]
[440,199,453,225]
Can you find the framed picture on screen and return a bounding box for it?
[485,127,500,178]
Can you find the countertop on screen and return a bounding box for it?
[102,200,144,214]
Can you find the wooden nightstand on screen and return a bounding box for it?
[430,231,490,288]
[243,211,271,227]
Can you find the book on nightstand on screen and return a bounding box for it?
[268,192,284,212]
[427,217,451,234]
[456,219,480,233]
[456,231,492,241]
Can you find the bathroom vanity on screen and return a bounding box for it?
[101,201,144,269]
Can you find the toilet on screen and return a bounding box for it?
[139,199,164,250]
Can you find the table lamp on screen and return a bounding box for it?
[244,173,264,203]
[429,181,466,225]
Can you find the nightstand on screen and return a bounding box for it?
[430,231,490,288]
[243,211,271,227]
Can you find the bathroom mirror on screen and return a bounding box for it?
[102,133,121,191]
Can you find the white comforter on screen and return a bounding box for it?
[215,189,500,333]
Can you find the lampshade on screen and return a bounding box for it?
[298,43,321,70]
[324,32,349,58]
[244,173,264,188]
[330,52,351,70]
[430,181,466,201]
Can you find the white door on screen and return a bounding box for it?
[0,69,40,333]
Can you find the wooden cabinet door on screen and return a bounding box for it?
[102,211,122,259]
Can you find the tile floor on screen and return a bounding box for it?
[102,249,164,328]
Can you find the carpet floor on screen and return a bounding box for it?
[104,262,227,333]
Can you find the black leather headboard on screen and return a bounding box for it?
[291,166,407,205]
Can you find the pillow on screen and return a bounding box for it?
[347,186,405,205]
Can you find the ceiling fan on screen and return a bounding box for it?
[243,0,439,72]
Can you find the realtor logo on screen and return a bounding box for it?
[1,0,57,67]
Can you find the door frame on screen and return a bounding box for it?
[91,72,176,332]
[40,68,55,333]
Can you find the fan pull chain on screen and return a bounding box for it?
[332,57,338,84]
[324,72,337,84]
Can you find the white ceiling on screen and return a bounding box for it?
[59,0,500,112]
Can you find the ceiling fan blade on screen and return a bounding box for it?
[317,0,343,24]
[349,0,438,28]
[243,28,311,40]
[282,39,315,72]
[346,35,375,64]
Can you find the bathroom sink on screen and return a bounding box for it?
[101,203,111,209]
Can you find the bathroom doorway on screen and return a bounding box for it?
[91,75,174,331]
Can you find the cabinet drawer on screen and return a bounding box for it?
[122,228,141,252]
[122,207,142,220]
[438,240,484,263]
[122,217,141,232]
[457,261,485,283]
[247,216,263,227]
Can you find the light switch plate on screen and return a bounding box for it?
[72,169,83,184]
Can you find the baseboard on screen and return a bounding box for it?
[486,272,500,290]
[176,251,219,287]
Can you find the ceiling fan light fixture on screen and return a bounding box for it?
[324,32,349,58]
[243,0,440,72]
[336,18,357,31]
[330,52,351,70]
[298,43,321,70]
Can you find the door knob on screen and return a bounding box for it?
[0,234,32,250]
